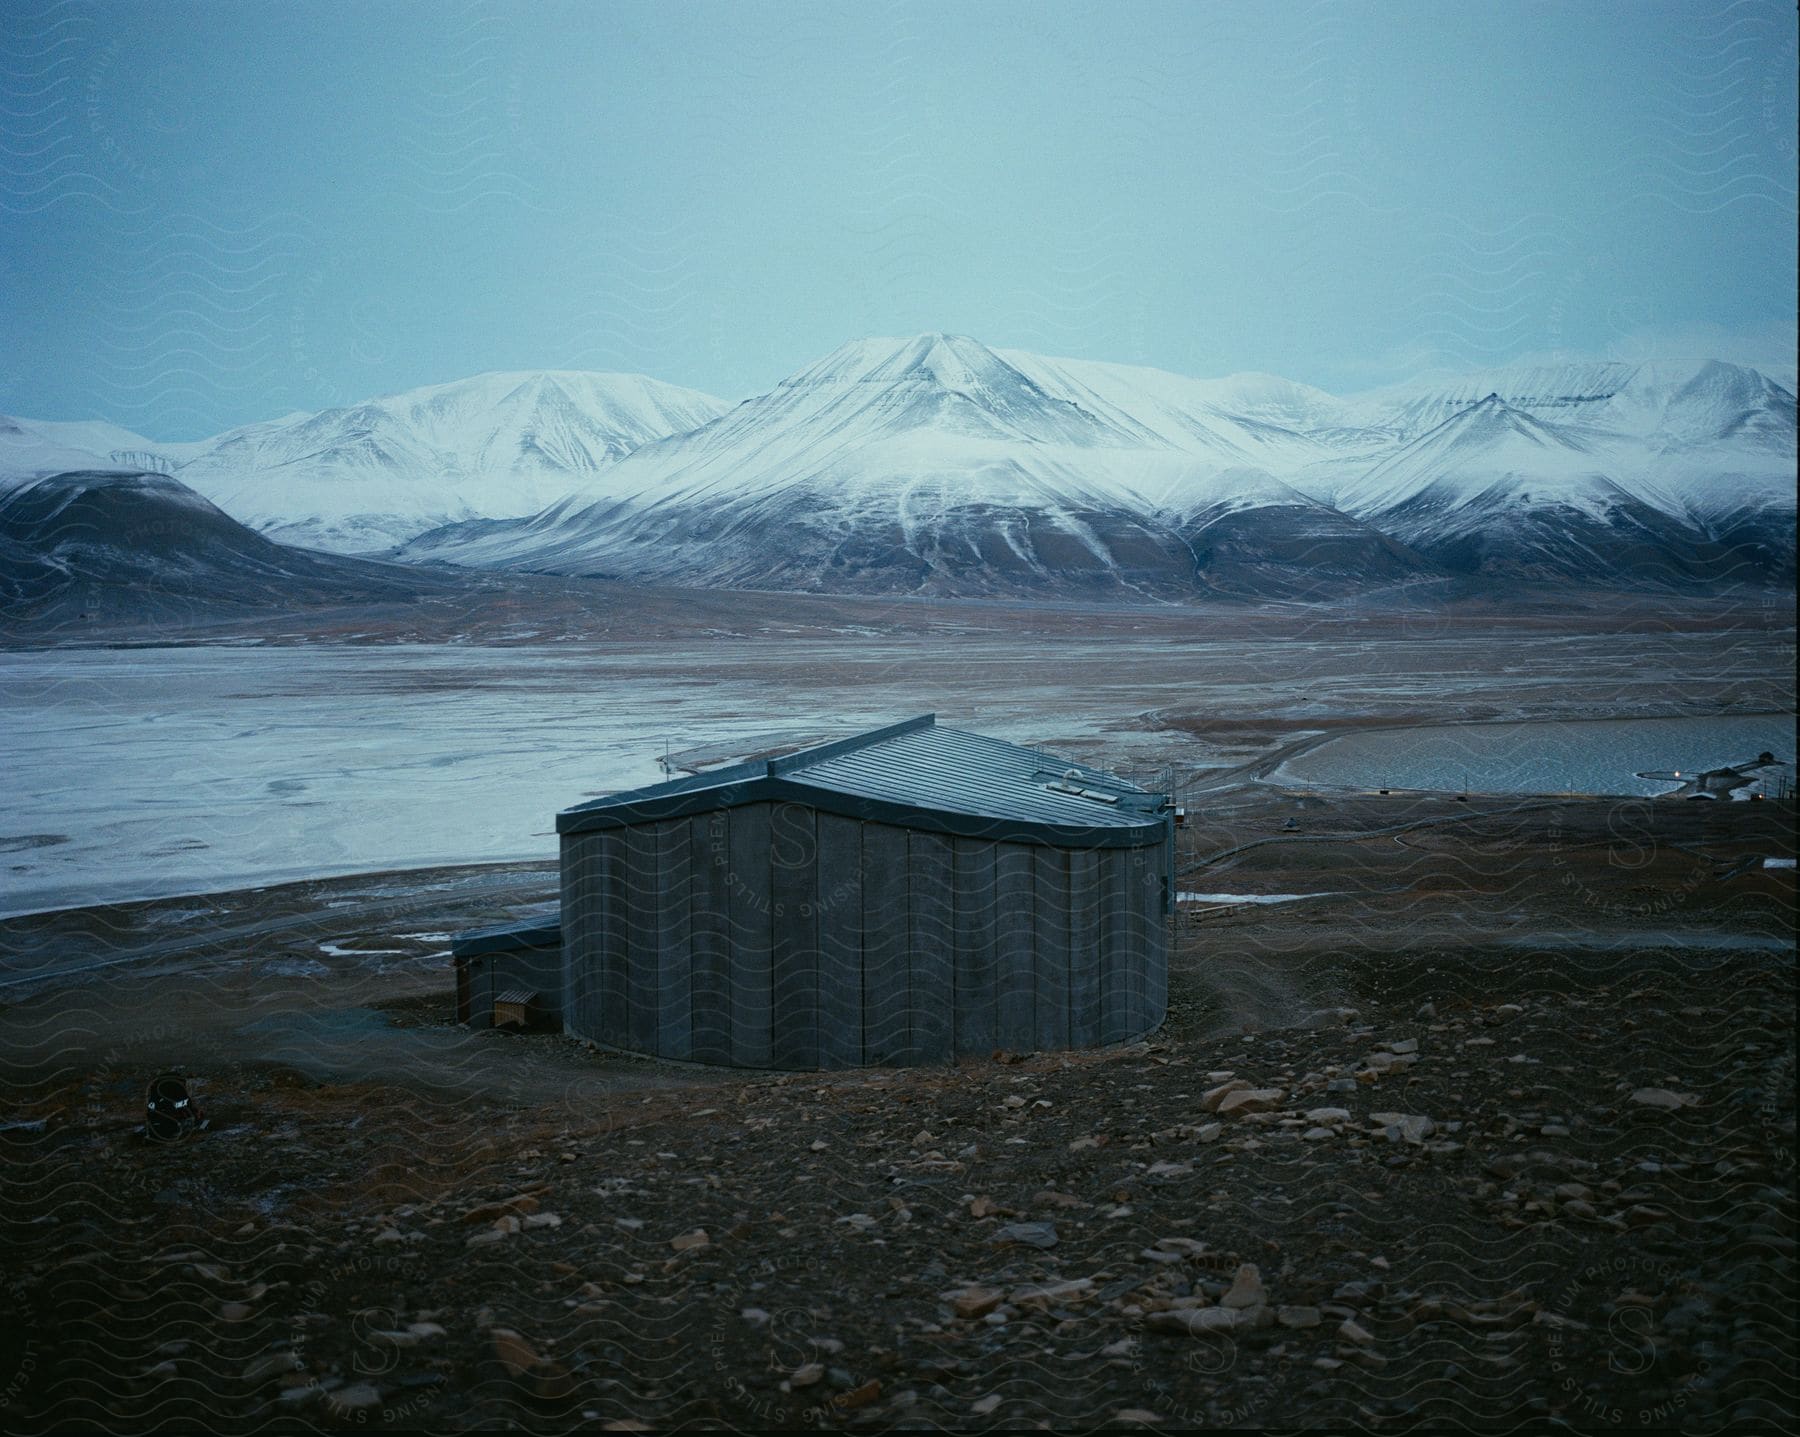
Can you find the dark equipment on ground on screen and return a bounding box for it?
[143,1072,207,1143]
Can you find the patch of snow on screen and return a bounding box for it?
[1177,891,1339,905]
[262,957,331,978]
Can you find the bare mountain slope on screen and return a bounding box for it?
[0,468,459,625]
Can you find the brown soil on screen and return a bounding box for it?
[0,794,1793,1431]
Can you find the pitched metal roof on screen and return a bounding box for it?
[557,714,1169,848]
[450,905,562,958]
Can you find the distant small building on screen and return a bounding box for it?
[457,714,1172,1069]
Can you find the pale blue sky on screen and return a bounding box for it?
[3,0,1795,437]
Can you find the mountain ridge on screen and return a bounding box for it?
[391,336,1794,595]
[6,338,1792,602]
[39,369,732,553]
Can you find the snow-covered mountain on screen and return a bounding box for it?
[0,418,116,488]
[1627,361,1796,567]
[1329,396,1729,584]
[400,334,1433,600]
[1318,360,1796,583]
[1342,363,1641,444]
[9,342,1792,602]
[159,370,728,552]
[400,337,1793,596]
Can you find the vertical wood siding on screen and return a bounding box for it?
[1066,847,1102,1049]
[861,822,910,1066]
[726,803,773,1068]
[994,844,1037,1052]
[952,840,997,1057]
[1031,846,1071,1053]
[561,808,1168,1068]
[655,819,694,1060]
[688,811,733,1064]
[815,813,865,1069]
[907,831,955,1064]
[769,802,820,1071]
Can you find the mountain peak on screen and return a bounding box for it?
[794,332,1022,391]
[762,333,1112,444]
[1433,391,1581,449]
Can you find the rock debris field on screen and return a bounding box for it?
[0,796,1794,1430]
[0,952,1792,1430]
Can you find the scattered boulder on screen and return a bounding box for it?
[325,1383,383,1415]
[949,1287,1005,1320]
[1147,1307,1240,1336]
[1220,1264,1266,1310]
[462,1194,540,1224]
[1200,1080,1252,1113]
[1215,1088,1286,1118]
[1009,1278,1094,1309]
[990,1222,1059,1249]
[1629,1088,1699,1110]
[487,1328,574,1402]
[242,1351,302,1383]
[832,1380,882,1412]
[1370,1112,1434,1145]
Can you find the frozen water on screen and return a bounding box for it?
[1275,713,1797,797]
[0,642,1182,916]
[1166,893,1339,907]
[4,637,1791,917]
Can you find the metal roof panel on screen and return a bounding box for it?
[556,715,1168,845]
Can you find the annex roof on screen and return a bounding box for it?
[556,714,1169,848]
[450,904,561,958]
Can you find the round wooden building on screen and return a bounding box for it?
[551,714,1172,1069]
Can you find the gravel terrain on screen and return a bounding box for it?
[1,796,1792,1431]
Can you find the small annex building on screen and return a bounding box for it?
[453,905,560,1031]
[454,714,1173,1068]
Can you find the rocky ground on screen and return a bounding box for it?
[0,799,1794,1432]
[5,572,1790,651]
